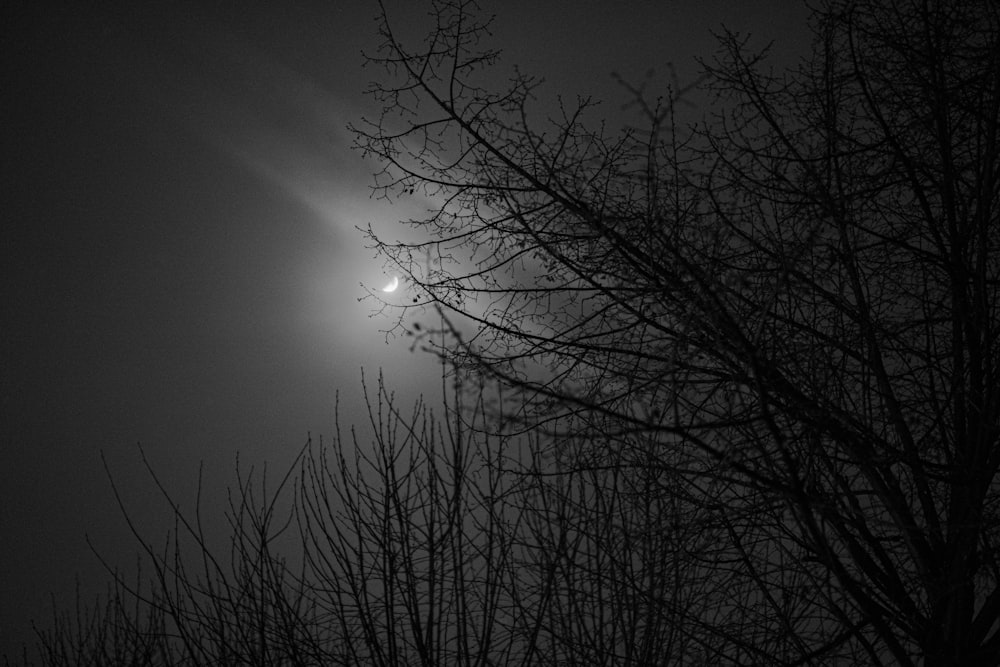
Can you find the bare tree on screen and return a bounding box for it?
[14,368,726,667]
[354,0,1000,663]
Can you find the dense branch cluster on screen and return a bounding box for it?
[353,0,1000,663]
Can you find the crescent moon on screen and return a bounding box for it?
[381,276,399,292]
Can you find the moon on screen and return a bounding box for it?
[381,275,399,292]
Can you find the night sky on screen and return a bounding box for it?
[1,1,809,656]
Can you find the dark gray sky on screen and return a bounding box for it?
[1,1,810,656]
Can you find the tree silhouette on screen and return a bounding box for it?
[354,0,1000,663]
[12,370,735,666]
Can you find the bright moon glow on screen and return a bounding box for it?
[382,275,399,292]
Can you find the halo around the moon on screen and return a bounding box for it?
[382,275,400,292]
